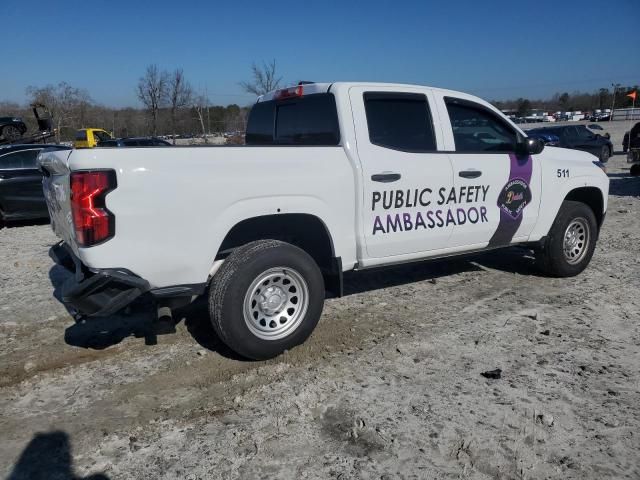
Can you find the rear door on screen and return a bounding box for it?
[349,86,454,258]
[435,95,541,248]
[0,148,47,219]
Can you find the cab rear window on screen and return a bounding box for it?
[246,93,340,146]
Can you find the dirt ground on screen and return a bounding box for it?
[1,121,638,479]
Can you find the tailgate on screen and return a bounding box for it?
[38,148,79,253]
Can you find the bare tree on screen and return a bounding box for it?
[240,60,282,96]
[168,69,193,144]
[192,94,209,143]
[136,64,168,136]
[26,82,92,142]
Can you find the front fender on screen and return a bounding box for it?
[529,173,609,241]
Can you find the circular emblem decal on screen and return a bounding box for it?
[497,178,531,219]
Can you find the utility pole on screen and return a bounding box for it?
[610,83,621,122]
[206,87,210,136]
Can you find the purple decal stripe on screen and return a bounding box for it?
[487,154,533,247]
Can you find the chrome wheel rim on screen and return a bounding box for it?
[563,217,590,265]
[243,267,309,340]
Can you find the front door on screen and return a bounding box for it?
[349,87,455,259]
[436,96,541,248]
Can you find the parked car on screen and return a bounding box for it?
[0,144,68,226]
[98,137,172,147]
[74,128,113,148]
[588,113,611,122]
[0,117,28,141]
[527,125,612,162]
[40,82,609,360]
[525,130,560,146]
[585,123,611,139]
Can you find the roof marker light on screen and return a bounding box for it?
[274,85,303,100]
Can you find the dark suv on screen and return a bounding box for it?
[98,137,171,147]
[0,117,28,141]
[0,144,68,226]
[526,125,613,162]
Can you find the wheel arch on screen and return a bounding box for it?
[564,186,605,230]
[215,213,343,297]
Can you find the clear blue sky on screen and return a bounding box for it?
[3,0,639,107]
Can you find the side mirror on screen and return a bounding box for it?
[518,137,545,155]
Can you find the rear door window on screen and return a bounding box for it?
[75,131,87,141]
[363,92,436,152]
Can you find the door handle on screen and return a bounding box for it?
[458,170,482,179]
[371,172,401,183]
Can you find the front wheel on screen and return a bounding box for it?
[536,201,598,277]
[599,145,610,163]
[209,240,325,360]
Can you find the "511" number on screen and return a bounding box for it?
[557,169,570,178]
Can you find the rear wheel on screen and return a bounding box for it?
[209,240,325,360]
[2,125,22,141]
[536,201,598,277]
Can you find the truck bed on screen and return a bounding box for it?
[39,146,357,289]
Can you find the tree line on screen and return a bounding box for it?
[1,61,636,141]
[493,85,639,117]
[0,61,284,143]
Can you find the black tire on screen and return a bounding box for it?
[599,145,610,163]
[631,164,640,176]
[2,125,22,141]
[536,200,598,277]
[209,240,325,360]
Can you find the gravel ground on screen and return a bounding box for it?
[0,122,639,479]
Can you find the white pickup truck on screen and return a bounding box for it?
[39,82,609,359]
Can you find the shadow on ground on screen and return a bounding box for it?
[49,263,161,349]
[341,246,538,296]
[608,170,640,197]
[49,245,540,356]
[6,431,109,480]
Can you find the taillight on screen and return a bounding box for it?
[70,170,116,247]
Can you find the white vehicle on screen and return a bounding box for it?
[39,82,610,359]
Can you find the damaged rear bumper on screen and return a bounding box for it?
[50,242,150,317]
